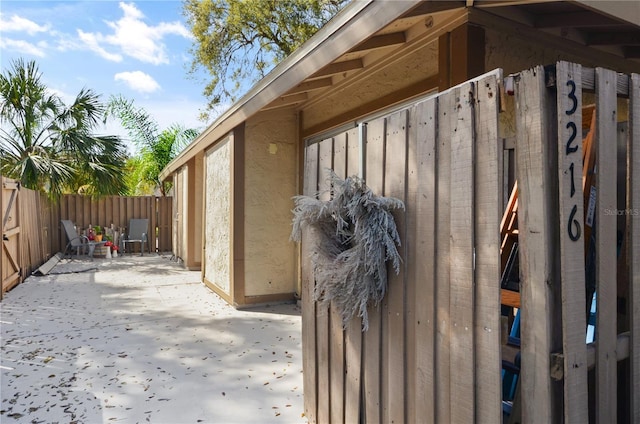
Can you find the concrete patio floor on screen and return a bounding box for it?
[1,254,306,424]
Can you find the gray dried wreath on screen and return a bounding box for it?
[291,169,404,331]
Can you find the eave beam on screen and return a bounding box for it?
[351,32,407,53]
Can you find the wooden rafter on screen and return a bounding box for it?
[262,92,309,111]
[286,78,333,96]
[534,11,622,28]
[350,32,406,53]
[587,31,640,46]
[310,59,363,79]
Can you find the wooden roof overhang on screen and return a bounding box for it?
[160,0,640,180]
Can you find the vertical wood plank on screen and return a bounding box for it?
[447,83,475,423]
[410,98,437,424]
[302,141,319,424]
[330,133,346,424]
[556,61,589,422]
[630,72,640,424]
[344,127,363,424]
[316,137,333,424]
[515,65,560,423]
[435,90,452,424]
[363,117,384,424]
[383,110,408,424]
[595,67,618,423]
[473,73,503,423]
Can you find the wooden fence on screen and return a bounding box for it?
[1,182,173,298]
[301,62,638,423]
[50,195,173,254]
[1,178,51,298]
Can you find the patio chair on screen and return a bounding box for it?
[121,219,151,256]
[61,220,89,258]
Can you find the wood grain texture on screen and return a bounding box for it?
[630,72,640,424]
[316,137,333,424]
[409,98,437,424]
[556,61,589,423]
[595,67,618,424]
[383,110,408,424]
[447,82,476,424]
[515,66,558,422]
[473,72,503,424]
[344,127,363,424]
[362,117,384,424]
[330,133,346,424]
[301,142,318,423]
[435,89,452,424]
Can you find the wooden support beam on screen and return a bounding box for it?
[550,332,631,379]
[351,32,406,53]
[262,93,309,111]
[535,11,621,28]
[587,31,640,46]
[310,59,363,78]
[401,1,465,18]
[438,23,485,90]
[286,78,333,95]
[624,46,640,58]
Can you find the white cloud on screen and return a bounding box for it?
[114,71,161,93]
[0,15,50,35]
[80,2,192,65]
[77,29,123,62]
[0,38,48,57]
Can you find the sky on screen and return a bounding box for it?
[0,0,214,151]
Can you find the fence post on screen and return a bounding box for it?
[515,65,563,422]
[555,61,589,422]
[630,71,640,424]
[595,67,619,423]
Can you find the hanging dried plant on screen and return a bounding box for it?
[291,169,404,331]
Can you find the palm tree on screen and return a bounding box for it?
[0,58,128,198]
[105,95,199,196]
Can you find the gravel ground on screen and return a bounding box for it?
[1,254,305,424]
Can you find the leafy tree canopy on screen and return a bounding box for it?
[183,0,348,120]
[105,95,199,196]
[0,58,128,198]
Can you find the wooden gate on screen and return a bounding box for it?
[1,178,21,299]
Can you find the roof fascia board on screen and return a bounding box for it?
[161,0,423,180]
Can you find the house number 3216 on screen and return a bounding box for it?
[565,79,581,242]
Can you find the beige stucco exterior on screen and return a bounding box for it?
[242,109,299,298]
[204,138,231,295]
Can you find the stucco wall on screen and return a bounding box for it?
[243,109,298,297]
[204,138,231,294]
[193,152,204,266]
[302,40,438,133]
[181,165,189,260]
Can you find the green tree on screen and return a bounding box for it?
[105,95,199,196]
[183,0,347,120]
[0,58,128,198]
